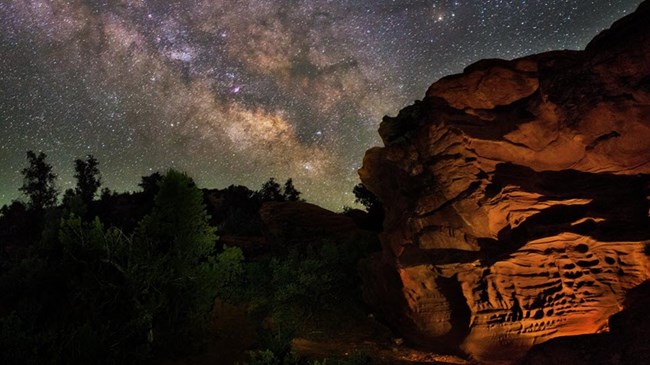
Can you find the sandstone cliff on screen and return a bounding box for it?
[359,1,650,362]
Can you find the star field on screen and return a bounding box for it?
[0,1,643,210]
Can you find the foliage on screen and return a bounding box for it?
[244,349,281,365]
[20,150,58,210]
[270,240,370,318]
[56,215,149,363]
[210,185,263,235]
[99,187,113,201]
[74,155,102,205]
[138,171,163,198]
[0,200,27,219]
[135,169,214,259]
[61,188,87,217]
[2,152,379,363]
[352,184,378,212]
[0,200,36,255]
[212,234,375,364]
[0,169,221,364]
[0,216,149,365]
[258,178,304,202]
[259,177,284,201]
[351,183,383,231]
[214,239,371,316]
[283,178,302,202]
[211,245,247,302]
[0,312,37,364]
[133,169,218,353]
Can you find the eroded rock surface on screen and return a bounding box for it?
[520,281,650,365]
[359,2,650,362]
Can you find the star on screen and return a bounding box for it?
[0,0,643,210]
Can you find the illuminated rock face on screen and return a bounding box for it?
[359,2,650,362]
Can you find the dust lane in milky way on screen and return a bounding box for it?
[0,1,642,210]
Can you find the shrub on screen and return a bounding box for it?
[0,169,220,364]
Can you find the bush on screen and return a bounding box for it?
[0,169,220,364]
[244,349,281,365]
[216,237,375,360]
[0,215,150,365]
[211,245,247,302]
[270,239,372,317]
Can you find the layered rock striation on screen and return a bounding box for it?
[359,2,650,362]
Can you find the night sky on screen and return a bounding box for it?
[0,1,642,210]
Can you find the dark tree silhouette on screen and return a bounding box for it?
[20,150,58,210]
[139,171,163,197]
[62,188,86,217]
[206,185,263,235]
[100,187,112,201]
[282,178,302,202]
[353,183,384,231]
[258,177,284,201]
[136,170,212,258]
[74,155,102,205]
[0,200,30,253]
[352,183,379,211]
[134,169,218,350]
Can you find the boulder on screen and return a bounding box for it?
[359,1,650,362]
[259,201,374,247]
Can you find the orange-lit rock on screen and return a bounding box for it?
[520,281,650,365]
[359,1,650,362]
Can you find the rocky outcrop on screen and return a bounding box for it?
[359,1,650,362]
[259,201,375,247]
[520,281,650,365]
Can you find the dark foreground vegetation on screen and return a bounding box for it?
[0,151,383,365]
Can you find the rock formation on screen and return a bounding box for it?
[520,280,650,365]
[259,201,373,247]
[204,188,377,254]
[359,1,650,362]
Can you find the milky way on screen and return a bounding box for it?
[0,1,642,210]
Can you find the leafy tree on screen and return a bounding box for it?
[270,242,363,317]
[210,246,246,302]
[62,188,87,217]
[352,183,378,212]
[244,349,281,365]
[209,185,263,235]
[133,169,218,353]
[282,178,302,202]
[0,201,32,255]
[352,183,383,231]
[1,168,220,364]
[74,155,102,205]
[0,201,27,220]
[56,215,147,363]
[19,151,58,210]
[258,178,284,202]
[100,187,113,201]
[138,171,163,197]
[0,215,148,365]
[258,178,303,202]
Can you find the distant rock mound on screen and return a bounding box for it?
[260,201,368,246]
[359,1,650,362]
